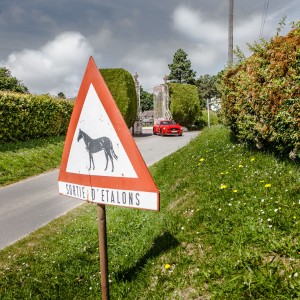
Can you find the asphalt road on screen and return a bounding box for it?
[0,130,200,250]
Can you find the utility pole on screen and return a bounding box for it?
[228,0,234,66]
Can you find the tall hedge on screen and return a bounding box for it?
[0,68,137,143]
[222,25,300,158]
[100,68,137,128]
[169,83,200,128]
[0,92,73,142]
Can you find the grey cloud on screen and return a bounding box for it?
[0,0,299,96]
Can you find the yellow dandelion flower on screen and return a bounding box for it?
[199,158,205,162]
[250,157,255,162]
[165,264,171,269]
[264,183,271,188]
[238,164,243,168]
[233,189,238,193]
[220,184,227,189]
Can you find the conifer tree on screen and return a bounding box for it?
[168,49,196,84]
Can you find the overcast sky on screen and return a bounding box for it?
[1,0,299,97]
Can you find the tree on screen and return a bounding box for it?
[168,49,196,84]
[0,67,29,93]
[195,72,223,108]
[140,86,153,111]
[57,92,66,99]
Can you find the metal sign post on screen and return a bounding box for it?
[97,204,109,300]
[207,99,211,128]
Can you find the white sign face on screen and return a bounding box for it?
[66,84,137,178]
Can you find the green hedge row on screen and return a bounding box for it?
[169,83,201,128]
[101,68,137,128]
[222,25,300,159]
[0,68,138,143]
[0,92,73,142]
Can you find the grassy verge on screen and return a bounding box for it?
[0,136,65,186]
[0,125,300,299]
[200,110,220,127]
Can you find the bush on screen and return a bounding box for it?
[0,68,137,143]
[168,83,201,129]
[0,92,73,142]
[101,68,137,128]
[222,25,300,158]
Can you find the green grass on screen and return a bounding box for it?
[1,125,300,299]
[201,109,220,126]
[0,136,65,186]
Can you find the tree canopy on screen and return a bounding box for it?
[140,86,153,111]
[195,72,223,108]
[57,92,66,99]
[168,49,196,84]
[0,67,29,93]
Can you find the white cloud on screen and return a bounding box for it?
[2,32,94,97]
[189,45,224,74]
[120,43,170,91]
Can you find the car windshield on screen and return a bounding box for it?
[161,121,176,125]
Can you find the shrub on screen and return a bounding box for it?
[101,68,137,128]
[222,25,300,158]
[0,92,73,142]
[0,68,138,143]
[168,83,201,129]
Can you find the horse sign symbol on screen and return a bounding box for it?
[77,129,118,172]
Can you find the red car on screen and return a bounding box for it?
[153,120,183,136]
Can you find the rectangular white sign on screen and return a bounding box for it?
[58,181,159,211]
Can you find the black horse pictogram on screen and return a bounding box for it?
[77,129,118,172]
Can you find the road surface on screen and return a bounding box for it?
[0,130,200,250]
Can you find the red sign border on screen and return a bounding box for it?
[58,57,160,205]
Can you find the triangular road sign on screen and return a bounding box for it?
[58,57,160,211]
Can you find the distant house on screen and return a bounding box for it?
[142,110,154,126]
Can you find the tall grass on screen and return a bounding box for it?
[0,125,299,299]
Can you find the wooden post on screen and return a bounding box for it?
[97,204,110,300]
[228,0,234,66]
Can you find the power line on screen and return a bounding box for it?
[259,0,269,39]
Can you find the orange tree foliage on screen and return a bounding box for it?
[222,25,300,158]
